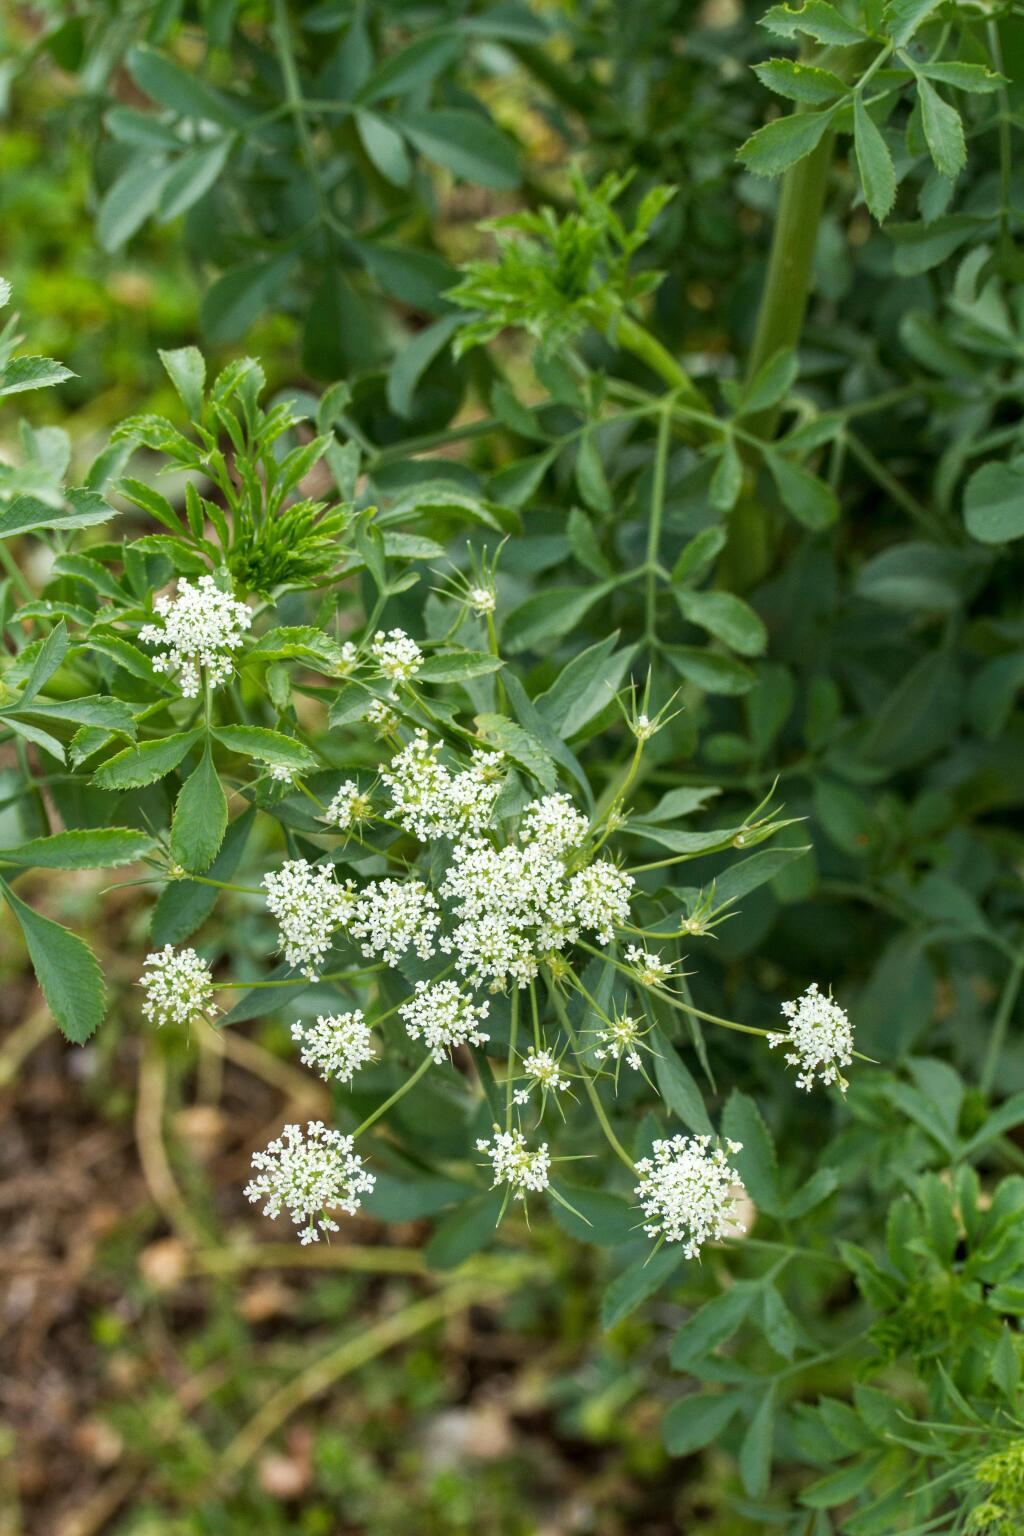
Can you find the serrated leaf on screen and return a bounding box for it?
[854,96,897,221]
[93,728,203,790]
[18,621,69,706]
[0,487,115,539]
[738,108,836,178]
[1,879,105,1044]
[753,59,846,104]
[917,78,966,179]
[170,743,227,873]
[158,346,206,423]
[212,724,316,770]
[761,0,867,44]
[417,651,505,683]
[0,355,76,398]
[152,807,254,946]
[0,828,155,870]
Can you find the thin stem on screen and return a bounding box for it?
[547,980,635,1172]
[0,540,35,603]
[980,953,1024,1099]
[212,964,384,991]
[506,989,519,1132]
[352,1053,433,1138]
[272,0,332,233]
[644,404,671,650]
[576,940,772,1040]
[174,873,262,896]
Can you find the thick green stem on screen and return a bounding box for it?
[615,314,705,405]
[744,127,835,441]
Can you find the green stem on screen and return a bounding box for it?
[744,126,835,441]
[0,541,35,603]
[506,989,519,1132]
[547,980,635,1172]
[615,314,705,405]
[980,953,1024,1099]
[272,0,332,233]
[644,405,671,651]
[212,964,384,991]
[352,1053,433,1138]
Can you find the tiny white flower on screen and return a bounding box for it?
[399,978,490,1061]
[634,1134,745,1259]
[262,859,355,980]
[593,1010,648,1073]
[567,860,633,944]
[244,1120,375,1243]
[468,585,496,615]
[141,945,215,1029]
[768,982,854,1093]
[370,628,423,687]
[139,574,251,698]
[268,763,294,784]
[476,1126,550,1200]
[519,1049,571,1096]
[624,944,676,988]
[381,731,501,841]
[350,878,441,966]
[520,793,589,856]
[327,780,374,831]
[291,1010,375,1084]
[367,698,399,736]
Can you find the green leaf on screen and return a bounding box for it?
[0,355,76,398]
[0,487,114,539]
[671,526,727,583]
[356,110,412,187]
[18,621,69,706]
[158,140,231,222]
[963,460,1024,544]
[753,59,846,104]
[991,1324,1021,1399]
[674,589,767,656]
[395,108,520,189]
[739,1386,776,1497]
[761,0,867,44]
[473,713,557,791]
[358,32,462,103]
[854,96,897,221]
[662,1391,742,1455]
[709,436,743,511]
[212,725,317,771]
[158,346,206,423]
[739,349,798,416]
[127,44,244,126]
[738,108,835,178]
[386,313,462,417]
[549,1187,634,1246]
[917,78,966,179]
[200,256,296,344]
[424,1190,504,1269]
[884,0,941,46]
[651,1027,712,1134]
[765,451,839,529]
[601,1246,683,1330]
[665,646,756,696]
[922,61,1005,93]
[670,1284,757,1369]
[0,828,154,870]
[93,728,203,790]
[503,585,614,654]
[721,1091,782,1215]
[417,651,505,683]
[170,743,228,873]
[1,879,105,1044]
[245,626,349,670]
[97,155,173,250]
[152,807,254,947]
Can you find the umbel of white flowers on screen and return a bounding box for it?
[768,983,854,1092]
[139,574,252,698]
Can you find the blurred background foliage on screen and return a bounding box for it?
[3,0,1024,1532]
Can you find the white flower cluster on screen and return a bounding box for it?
[768,982,854,1093]
[381,731,502,841]
[268,763,294,784]
[477,1127,551,1199]
[244,1121,375,1244]
[349,878,441,966]
[399,978,490,1061]
[594,1011,646,1072]
[141,945,215,1029]
[327,780,373,831]
[625,945,676,988]
[513,1049,571,1105]
[634,1134,745,1259]
[139,574,251,698]
[439,793,633,990]
[291,1011,376,1084]
[468,586,496,615]
[367,699,398,734]
[263,859,355,980]
[371,628,423,686]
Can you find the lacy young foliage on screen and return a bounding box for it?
[5,0,1024,1524]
